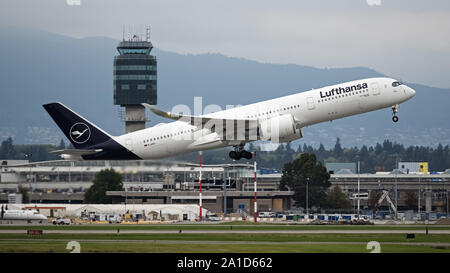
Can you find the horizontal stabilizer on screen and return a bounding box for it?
[50,149,103,156]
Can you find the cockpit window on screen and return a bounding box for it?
[392,81,403,87]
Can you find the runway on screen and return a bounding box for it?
[1,229,449,234]
[1,238,449,248]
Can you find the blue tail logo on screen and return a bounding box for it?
[43,102,142,160]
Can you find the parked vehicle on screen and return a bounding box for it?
[53,217,71,225]
[206,213,221,221]
[258,212,276,218]
[108,215,122,224]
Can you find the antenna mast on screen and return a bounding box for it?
[146,26,151,42]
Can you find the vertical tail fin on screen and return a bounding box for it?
[43,102,112,149]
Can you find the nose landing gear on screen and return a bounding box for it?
[229,145,252,160]
[391,104,399,123]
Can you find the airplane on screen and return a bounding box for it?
[0,206,47,222]
[43,77,415,161]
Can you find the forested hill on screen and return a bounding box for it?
[1,137,448,173]
[172,139,450,173]
[0,26,449,148]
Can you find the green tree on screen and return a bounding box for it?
[17,186,29,203]
[316,143,327,162]
[279,153,330,209]
[323,186,352,210]
[84,169,123,204]
[359,145,370,172]
[1,137,17,159]
[333,138,343,158]
[284,142,295,162]
[58,139,66,150]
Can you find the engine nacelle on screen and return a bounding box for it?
[259,114,303,143]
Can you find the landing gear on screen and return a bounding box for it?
[229,145,252,160]
[241,150,253,160]
[229,151,240,160]
[391,104,399,123]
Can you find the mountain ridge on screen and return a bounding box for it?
[0,26,448,148]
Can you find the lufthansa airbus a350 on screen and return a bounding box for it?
[44,77,415,161]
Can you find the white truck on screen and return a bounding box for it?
[206,213,221,221]
[107,215,122,224]
[258,212,276,218]
[52,217,71,225]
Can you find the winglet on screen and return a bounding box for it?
[142,103,183,120]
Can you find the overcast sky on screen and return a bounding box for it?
[1,0,450,88]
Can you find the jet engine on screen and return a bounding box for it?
[258,114,302,143]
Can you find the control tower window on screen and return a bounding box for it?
[392,81,403,87]
[118,48,149,54]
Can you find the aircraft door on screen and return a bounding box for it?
[371,82,380,96]
[125,137,134,152]
[359,91,370,110]
[306,97,315,110]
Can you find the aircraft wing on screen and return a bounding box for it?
[142,103,256,125]
[142,103,259,141]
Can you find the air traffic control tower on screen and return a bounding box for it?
[114,30,157,133]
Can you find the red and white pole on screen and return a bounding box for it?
[254,151,257,223]
[199,151,202,221]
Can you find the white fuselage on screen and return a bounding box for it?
[2,210,48,220]
[114,77,415,159]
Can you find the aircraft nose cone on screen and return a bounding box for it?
[405,86,416,99]
[409,87,416,97]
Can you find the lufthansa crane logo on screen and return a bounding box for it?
[69,122,91,144]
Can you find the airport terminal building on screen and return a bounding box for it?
[1,159,449,215]
[0,160,293,215]
[241,170,450,213]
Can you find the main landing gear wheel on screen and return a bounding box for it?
[229,151,240,160]
[229,146,253,160]
[241,150,253,160]
[391,104,399,123]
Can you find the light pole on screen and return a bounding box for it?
[357,159,360,220]
[199,151,202,221]
[418,175,421,215]
[394,155,401,220]
[125,186,127,212]
[306,177,310,215]
[447,190,449,217]
[253,151,257,223]
[223,176,229,217]
[395,172,398,220]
